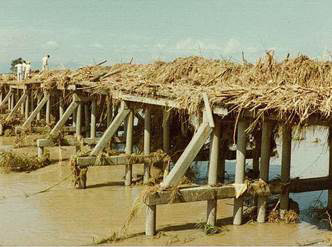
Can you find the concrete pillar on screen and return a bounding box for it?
[76,102,82,137]
[24,92,29,120]
[46,95,50,124]
[90,100,96,139]
[20,90,25,115]
[233,120,248,225]
[257,121,273,223]
[37,95,41,121]
[207,120,221,226]
[125,110,133,186]
[144,107,151,184]
[280,125,292,218]
[145,205,156,236]
[59,96,64,119]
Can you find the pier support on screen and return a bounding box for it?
[280,125,292,218]
[162,121,212,188]
[145,204,156,236]
[6,92,27,120]
[37,95,41,121]
[125,109,133,186]
[21,93,49,128]
[90,100,96,139]
[144,107,151,184]
[233,120,248,225]
[76,102,82,137]
[252,131,261,177]
[257,121,273,223]
[84,103,89,137]
[207,119,221,226]
[59,96,64,119]
[162,110,170,153]
[46,95,50,124]
[91,102,130,156]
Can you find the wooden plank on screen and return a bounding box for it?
[76,155,131,167]
[145,176,332,206]
[202,93,215,128]
[22,93,49,128]
[161,122,212,188]
[91,105,130,155]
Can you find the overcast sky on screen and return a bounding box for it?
[0,0,332,72]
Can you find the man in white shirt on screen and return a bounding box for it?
[22,61,27,80]
[24,61,32,79]
[15,63,23,82]
[42,54,50,71]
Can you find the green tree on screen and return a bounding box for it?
[10,58,24,73]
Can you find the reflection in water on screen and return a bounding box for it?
[0,127,331,245]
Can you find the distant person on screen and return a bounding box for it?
[22,60,27,80]
[15,62,23,82]
[24,61,32,79]
[42,54,50,71]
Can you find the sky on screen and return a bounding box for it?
[1,0,332,72]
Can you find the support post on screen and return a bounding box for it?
[252,132,261,177]
[145,205,156,236]
[257,121,273,223]
[24,92,29,119]
[6,92,27,120]
[207,119,221,226]
[90,100,96,139]
[125,109,133,186]
[106,97,112,127]
[233,120,248,225]
[21,93,49,128]
[76,102,82,137]
[84,103,89,137]
[46,94,51,124]
[144,107,151,184]
[59,96,64,119]
[162,110,170,153]
[37,94,41,121]
[280,125,292,218]
[161,122,212,188]
[90,102,129,156]
[50,100,78,136]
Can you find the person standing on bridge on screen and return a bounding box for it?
[24,61,32,79]
[15,62,23,82]
[41,54,50,72]
[22,60,27,80]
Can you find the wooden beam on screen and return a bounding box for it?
[161,122,212,188]
[6,93,27,120]
[0,89,12,108]
[202,93,215,128]
[50,100,78,136]
[145,176,332,206]
[162,109,170,153]
[22,93,49,128]
[91,102,130,156]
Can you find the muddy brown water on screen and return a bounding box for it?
[0,133,331,246]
